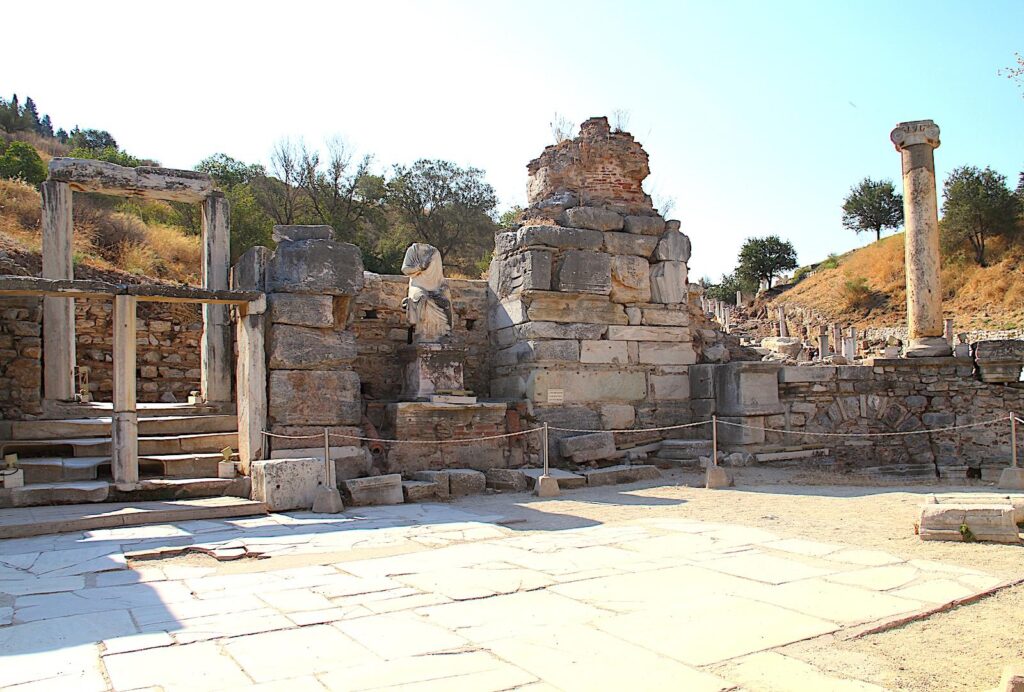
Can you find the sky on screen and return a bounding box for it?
[4,0,1023,279]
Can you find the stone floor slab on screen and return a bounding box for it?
[317,650,536,691]
[334,611,468,659]
[222,623,377,683]
[716,651,886,691]
[743,578,923,624]
[104,641,251,691]
[824,564,922,591]
[698,552,839,584]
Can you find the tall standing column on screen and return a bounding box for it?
[201,193,233,402]
[112,295,139,486]
[891,120,951,357]
[41,181,76,401]
[777,306,788,337]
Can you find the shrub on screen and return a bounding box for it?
[841,275,873,310]
[820,253,841,270]
[0,177,41,229]
[91,211,148,254]
[118,240,159,276]
[0,141,47,185]
[792,265,813,283]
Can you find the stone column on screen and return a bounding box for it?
[891,120,951,357]
[41,181,76,401]
[817,326,829,360]
[736,290,743,307]
[201,193,233,402]
[778,306,788,337]
[112,295,139,486]
[943,318,954,346]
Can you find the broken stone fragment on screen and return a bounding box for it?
[649,261,688,303]
[654,230,692,263]
[609,254,651,303]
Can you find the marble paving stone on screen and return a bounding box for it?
[0,610,137,655]
[891,578,978,604]
[46,552,128,577]
[104,641,251,692]
[229,675,331,691]
[762,537,844,557]
[361,590,451,614]
[133,594,265,627]
[257,588,335,613]
[102,631,175,655]
[908,558,988,576]
[14,583,191,623]
[416,589,610,643]
[830,549,904,567]
[596,594,839,666]
[334,611,468,659]
[617,533,719,557]
[958,573,1005,591]
[94,569,166,588]
[168,609,294,645]
[824,565,921,591]
[312,574,407,599]
[716,651,886,692]
[317,650,536,692]
[223,624,377,683]
[0,574,85,597]
[394,564,555,601]
[487,623,733,692]
[285,604,372,626]
[28,546,123,576]
[698,552,839,584]
[0,644,107,691]
[0,552,40,570]
[0,605,11,625]
[743,578,922,624]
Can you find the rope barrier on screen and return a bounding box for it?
[714,417,1007,438]
[327,428,541,445]
[546,420,708,434]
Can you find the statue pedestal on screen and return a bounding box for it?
[400,343,474,402]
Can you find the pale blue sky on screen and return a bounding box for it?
[5,0,1022,279]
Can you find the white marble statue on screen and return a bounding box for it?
[401,243,453,342]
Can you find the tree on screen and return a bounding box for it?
[385,159,499,273]
[0,141,47,186]
[252,138,306,225]
[297,138,385,243]
[21,97,40,133]
[704,272,757,304]
[940,165,1020,266]
[841,177,903,242]
[736,235,798,290]
[196,153,265,189]
[68,127,118,151]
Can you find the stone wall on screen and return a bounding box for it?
[352,274,491,401]
[0,295,202,419]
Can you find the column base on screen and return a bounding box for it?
[905,337,952,358]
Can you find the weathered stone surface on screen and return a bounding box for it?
[447,468,487,497]
[494,322,607,347]
[251,457,324,512]
[761,337,803,359]
[559,207,624,232]
[919,504,1020,544]
[623,215,667,236]
[409,470,452,499]
[556,251,612,295]
[778,366,837,383]
[527,370,647,404]
[689,364,716,399]
[559,432,616,462]
[402,480,443,502]
[600,404,636,429]
[48,157,214,203]
[232,246,269,292]
[654,230,692,262]
[649,374,690,401]
[268,326,356,370]
[974,340,1024,383]
[522,467,587,489]
[485,468,528,492]
[717,415,766,445]
[272,225,333,242]
[491,293,627,328]
[268,370,361,426]
[341,474,404,506]
[665,219,681,232]
[603,232,658,257]
[266,239,365,295]
[639,343,696,365]
[715,362,782,416]
[522,191,579,221]
[268,294,335,327]
[609,255,651,304]
[580,340,629,364]
[640,306,689,326]
[607,325,690,342]
[582,464,660,486]
[494,340,580,366]
[490,250,552,296]
[650,261,688,304]
[497,226,604,255]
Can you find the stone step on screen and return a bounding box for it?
[8,414,238,440]
[753,448,832,465]
[521,468,587,490]
[40,400,235,420]
[18,452,236,484]
[0,496,266,539]
[3,431,238,458]
[859,463,937,479]
[581,464,661,487]
[657,440,713,460]
[0,477,248,510]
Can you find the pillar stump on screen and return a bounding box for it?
[891,120,951,357]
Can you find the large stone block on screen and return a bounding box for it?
[268,294,336,327]
[639,343,696,365]
[447,468,487,496]
[341,474,404,506]
[623,215,667,236]
[494,340,580,366]
[513,322,608,342]
[559,207,624,231]
[761,337,803,359]
[609,255,651,304]
[649,374,690,401]
[251,457,325,511]
[272,225,333,242]
[497,225,604,254]
[603,232,658,257]
[582,464,661,486]
[232,246,269,292]
[556,250,612,295]
[268,370,361,426]
[640,306,689,326]
[974,339,1024,383]
[607,325,690,342]
[266,239,364,295]
[654,230,692,262]
[559,431,616,462]
[649,261,688,304]
[268,325,356,370]
[689,364,717,399]
[580,340,629,364]
[490,249,552,296]
[600,404,636,429]
[527,370,647,404]
[778,366,837,383]
[919,503,1020,543]
[492,293,627,328]
[715,362,782,416]
[485,468,529,492]
[717,415,765,445]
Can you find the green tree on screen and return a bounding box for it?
[736,235,798,290]
[0,141,47,185]
[68,146,142,168]
[841,177,903,242]
[196,153,265,189]
[386,159,499,273]
[704,272,757,304]
[68,127,118,151]
[297,138,385,244]
[941,165,1020,267]
[195,154,274,259]
[498,205,524,230]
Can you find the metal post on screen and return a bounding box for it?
[711,415,718,467]
[1012,413,1019,469]
[542,423,550,475]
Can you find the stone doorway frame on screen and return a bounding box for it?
[40,158,232,404]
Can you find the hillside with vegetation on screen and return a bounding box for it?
[0,93,508,285]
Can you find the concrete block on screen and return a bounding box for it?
[341,474,404,506]
[559,432,616,463]
[251,457,325,512]
[533,475,560,497]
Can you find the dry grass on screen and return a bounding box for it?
[775,233,1024,331]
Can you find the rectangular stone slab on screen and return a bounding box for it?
[251,457,325,512]
[267,325,356,370]
[582,464,661,486]
[48,158,214,202]
[522,468,587,490]
[341,474,404,506]
[267,370,361,426]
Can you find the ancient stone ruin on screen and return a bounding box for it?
[0,116,1021,514]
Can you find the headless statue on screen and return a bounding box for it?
[401,243,453,342]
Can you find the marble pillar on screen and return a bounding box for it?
[41,181,76,401]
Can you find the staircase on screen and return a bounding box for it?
[0,403,245,508]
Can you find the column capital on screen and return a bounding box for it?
[890,120,940,151]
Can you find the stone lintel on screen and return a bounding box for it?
[48,158,214,203]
